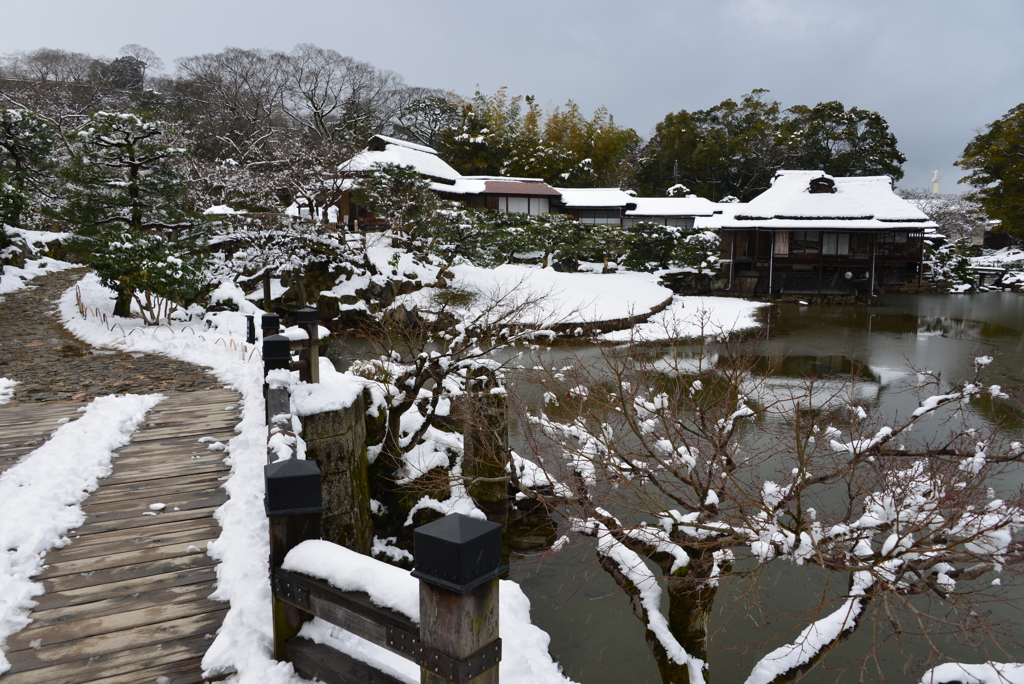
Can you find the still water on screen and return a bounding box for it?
[509,292,1024,684]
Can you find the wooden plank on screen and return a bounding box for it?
[83,657,208,684]
[70,505,222,537]
[42,552,216,593]
[1,610,226,674]
[97,462,228,487]
[32,565,217,612]
[288,637,406,684]
[23,581,216,632]
[73,492,227,526]
[81,479,224,509]
[36,535,218,580]
[6,592,226,652]
[273,568,419,662]
[0,633,211,684]
[0,405,86,426]
[81,472,226,505]
[53,520,220,561]
[125,429,236,444]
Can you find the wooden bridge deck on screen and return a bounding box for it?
[1,389,241,684]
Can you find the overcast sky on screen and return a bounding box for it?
[5,0,1022,192]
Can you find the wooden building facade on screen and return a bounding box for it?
[718,172,936,297]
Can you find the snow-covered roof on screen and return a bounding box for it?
[695,202,744,230]
[626,196,720,218]
[724,171,936,230]
[339,135,461,183]
[555,187,637,208]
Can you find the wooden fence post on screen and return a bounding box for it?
[411,514,506,684]
[265,458,323,661]
[296,307,320,384]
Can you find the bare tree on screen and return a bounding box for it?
[512,320,1024,684]
[901,188,987,242]
[174,47,289,162]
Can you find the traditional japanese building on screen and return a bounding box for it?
[717,171,937,296]
[555,188,721,230]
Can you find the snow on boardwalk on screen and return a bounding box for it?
[1,389,240,684]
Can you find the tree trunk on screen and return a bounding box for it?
[263,271,272,306]
[113,288,133,317]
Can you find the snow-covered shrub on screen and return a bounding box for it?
[928,237,975,290]
[621,221,679,271]
[671,230,720,273]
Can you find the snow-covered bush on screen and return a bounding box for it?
[671,230,720,273]
[928,237,975,290]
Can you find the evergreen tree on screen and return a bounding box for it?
[62,112,207,319]
[353,162,442,237]
[788,101,906,180]
[956,103,1024,237]
[637,91,905,200]
[0,108,55,227]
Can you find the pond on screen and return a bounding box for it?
[508,292,1024,684]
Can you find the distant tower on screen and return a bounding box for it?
[932,169,942,195]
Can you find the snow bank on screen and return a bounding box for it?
[284,540,575,684]
[921,662,1024,684]
[0,257,77,296]
[599,296,766,342]
[0,393,162,674]
[0,378,16,405]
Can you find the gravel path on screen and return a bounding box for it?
[0,269,223,404]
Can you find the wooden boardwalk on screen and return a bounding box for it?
[1,389,241,684]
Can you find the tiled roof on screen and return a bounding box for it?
[483,180,562,197]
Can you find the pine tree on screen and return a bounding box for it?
[62,112,207,319]
[957,103,1024,238]
[0,108,55,228]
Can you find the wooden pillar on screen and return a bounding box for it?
[412,514,505,684]
[265,458,323,661]
[301,393,372,554]
[454,382,509,525]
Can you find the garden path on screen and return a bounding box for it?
[1,270,239,684]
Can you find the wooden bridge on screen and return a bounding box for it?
[1,388,240,684]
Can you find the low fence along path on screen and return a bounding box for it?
[1,270,239,683]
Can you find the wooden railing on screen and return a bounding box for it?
[262,328,504,684]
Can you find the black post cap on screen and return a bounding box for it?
[264,458,323,517]
[262,312,281,333]
[410,514,506,594]
[296,307,319,326]
[263,334,291,372]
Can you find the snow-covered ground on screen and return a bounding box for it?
[0,393,163,674]
[599,296,767,342]
[0,257,77,297]
[0,379,16,405]
[395,263,673,327]
[0,228,76,297]
[56,273,577,684]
